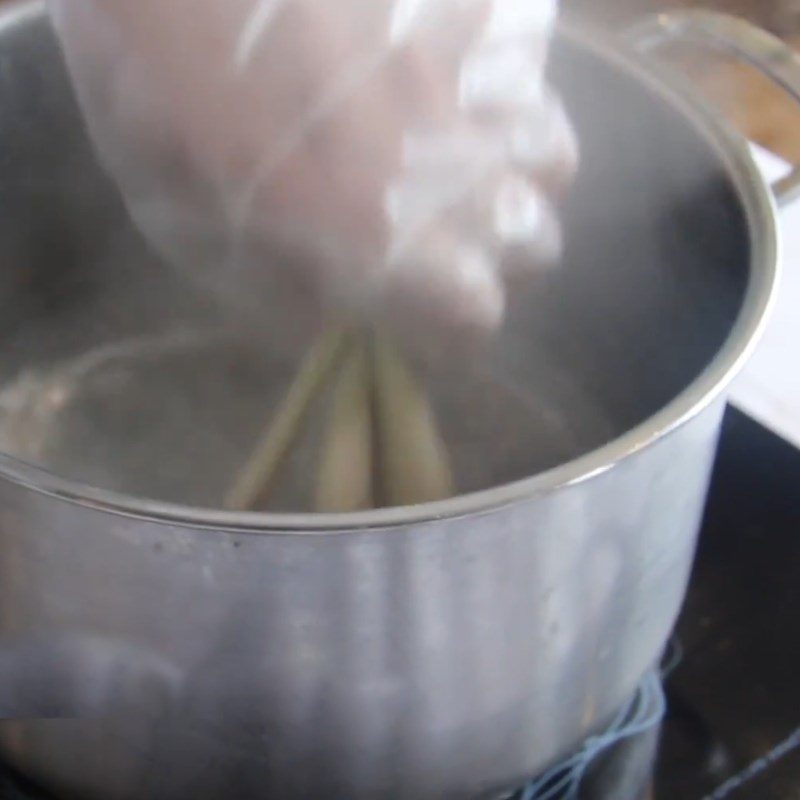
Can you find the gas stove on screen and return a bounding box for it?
[0,408,796,800]
[655,408,800,800]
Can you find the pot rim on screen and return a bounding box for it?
[0,0,779,533]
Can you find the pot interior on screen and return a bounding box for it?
[0,10,753,511]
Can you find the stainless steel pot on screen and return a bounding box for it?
[0,3,795,799]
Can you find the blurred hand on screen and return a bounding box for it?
[51,0,577,345]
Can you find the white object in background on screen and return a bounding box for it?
[730,144,800,448]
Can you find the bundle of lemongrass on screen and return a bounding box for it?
[224,328,455,512]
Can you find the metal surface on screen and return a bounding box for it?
[626,10,800,206]
[0,2,781,799]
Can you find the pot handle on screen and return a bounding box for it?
[624,10,800,207]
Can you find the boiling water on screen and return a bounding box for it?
[0,329,614,511]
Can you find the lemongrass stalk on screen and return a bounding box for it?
[225,327,351,510]
[372,335,454,506]
[314,339,375,512]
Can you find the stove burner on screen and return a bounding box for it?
[506,671,664,800]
